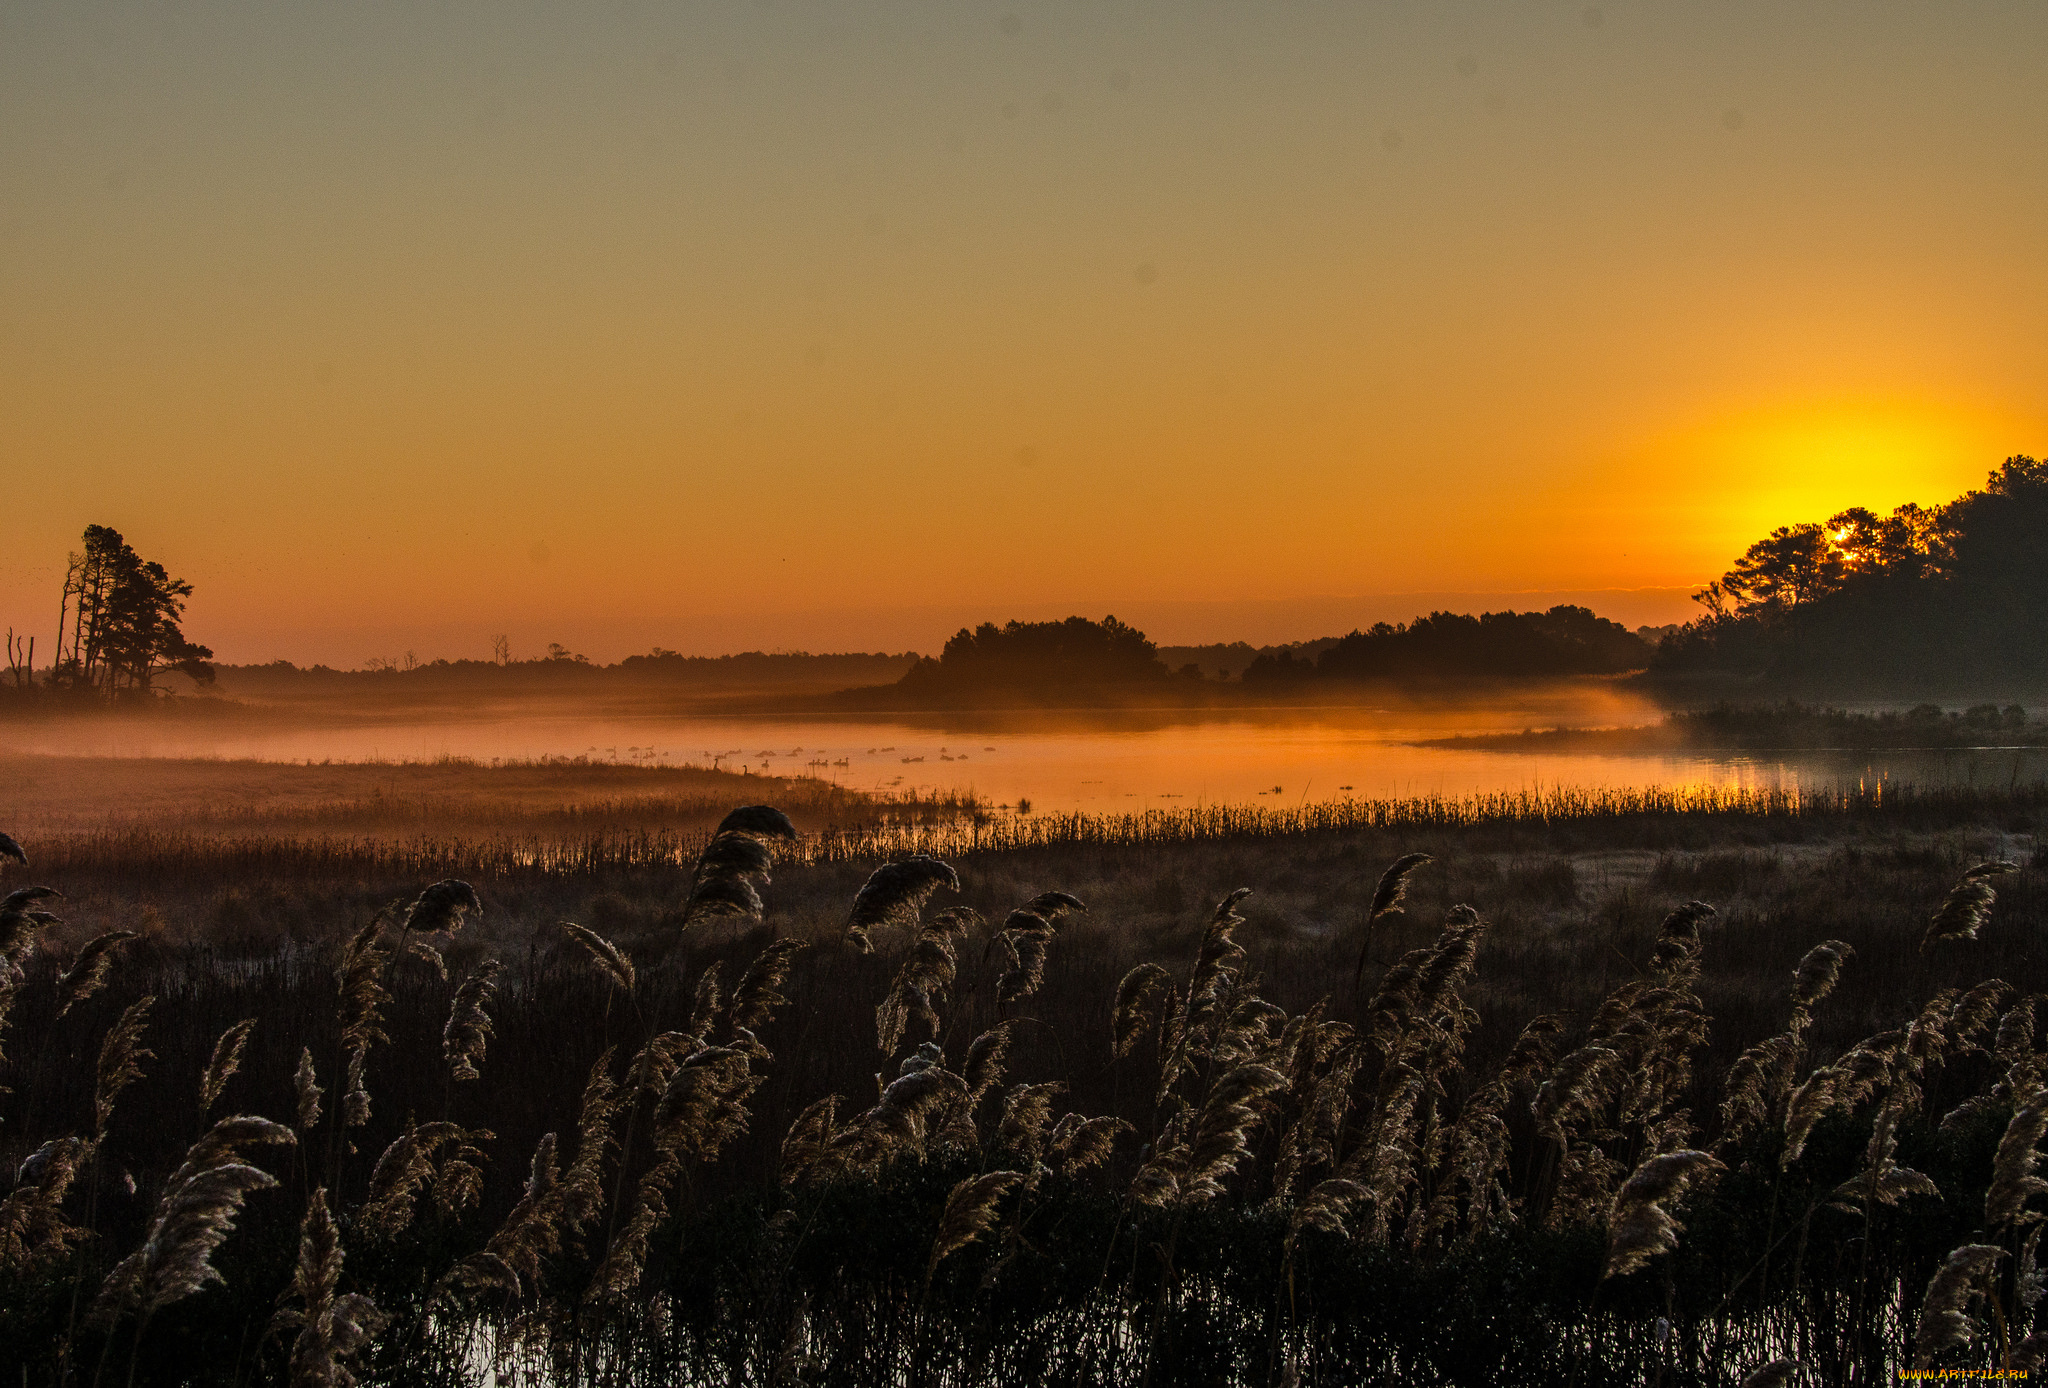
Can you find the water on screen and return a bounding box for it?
[8,687,2045,813]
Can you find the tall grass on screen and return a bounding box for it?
[0,790,2044,1384]
[32,781,2045,891]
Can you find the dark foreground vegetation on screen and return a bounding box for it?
[3,784,2047,1385]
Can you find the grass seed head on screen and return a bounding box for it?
[926,1170,1022,1283]
[727,937,805,1036]
[199,1017,258,1113]
[54,929,138,1020]
[844,855,960,954]
[94,995,155,1137]
[1987,1090,2048,1228]
[1923,861,2020,950]
[443,958,500,1082]
[1913,1242,2006,1367]
[562,922,636,994]
[294,1047,323,1133]
[403,878,482,935]
[1602,1149,1724,1278]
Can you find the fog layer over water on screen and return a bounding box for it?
[9,686,2045,812]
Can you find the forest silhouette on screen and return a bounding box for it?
[1652,456,2048,692]
[10,456,2043,713]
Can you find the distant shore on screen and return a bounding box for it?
[1418,702,2048,755]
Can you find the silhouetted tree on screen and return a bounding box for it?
[1262,605,1649,683]
[898,615,1169,690]
[51,525,214,696]
[1652,456,2048,690]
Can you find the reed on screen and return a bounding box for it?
[0,788,2044,1384]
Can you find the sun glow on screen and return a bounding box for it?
[1690,399,2005,530]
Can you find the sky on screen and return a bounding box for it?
[2,0,2043,666]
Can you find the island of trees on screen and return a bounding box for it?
[827,606,1651,708]
[1239,606,1648,685]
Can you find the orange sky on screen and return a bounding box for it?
[2,2,2042,665]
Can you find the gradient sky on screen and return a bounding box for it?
[3,1,2043,665]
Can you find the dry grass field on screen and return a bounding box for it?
[2,758,2045,1385]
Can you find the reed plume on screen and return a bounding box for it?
[1923,860,2020,949]
[198,1018,257,1113]
[1134,1062,1287,1206]
[1986,1089,2048,1228]
[2018,1337,2048,1373]
[589,1044,759,1302]
[1736,1363,1800,1388]
[1273,1029,1363,1205]
[401,878,482,935]
[275,1187,384,1387]
[925,1170,1022,1285]
[1944,996,2041,1133]
[558,1052,621,1244]
[1912,1242,2006,1367]
[780,1095,842,1186]
[1950,978,2012,1052]
[1112,963,1173,1058]
[843,855,959,954]
[1291,1176,1371,1239]
[357,1122,495,1241]
[563,921,637,994]
[1602,1149,1724,1278]
[1780,1028,1908,1167]
[1048,1113,1130,1175]
[1647,901,1715,986]
[727,937,806,1036]
[443,958,499,1082]
[94,996,155,1138]
[992,893,1085,1006]
[0,891,61,1067]
[816,1051,972,1176]
[1157,889,1253,1102]
[1354,852,1433,990]
[1425,1012,1564,1235]
[439,1134,562,1305]
[877,908,976,1054]
[92,1115,296,1328]
[0,831,24,866]
[680,805,798,929]
[1723,941,1856,1147]
[1830,1105,1939,1214]
[294,1047,323,1134]
[0,1136,89,1274]
[336,919,393,1128]
[53,929,137,1020]
[1531,1043,1623,1147]
[962,1023,1013,1103]
[996,1081,1065,1165]
[1790,939,1853,1014]
[1,883,61,911]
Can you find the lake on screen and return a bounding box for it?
[8,685,2045,813]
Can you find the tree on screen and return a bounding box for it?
[1652,456,2047,689]
[1718,524,1842,616]
[899,615,1169,690]
[51,525,213,696]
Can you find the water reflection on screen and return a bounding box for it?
[6,695,2044,814]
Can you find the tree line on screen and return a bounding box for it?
[1241,605,1650,684]
[884,607,1655,696]
[1652,456,2048,690]
[4,525,213,700]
